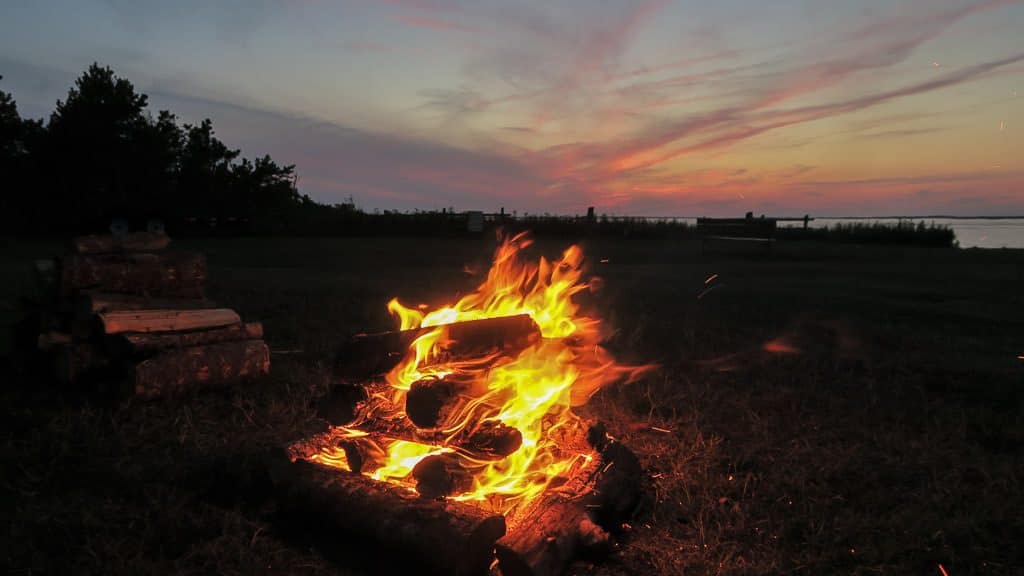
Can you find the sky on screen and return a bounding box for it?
[1,0,1022,216]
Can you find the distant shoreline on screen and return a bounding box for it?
[813,215,1024,220]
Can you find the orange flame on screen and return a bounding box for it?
[318,232,648,513]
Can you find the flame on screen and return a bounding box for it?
[320,232,647,513]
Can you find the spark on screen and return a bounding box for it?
[599,258,610,264]
[704,273,719,284]
[938,563,950,576]
[1017,355,1024,360]
[650,426,673,433]
[932,61,941,67]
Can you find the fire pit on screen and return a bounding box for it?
[279,233,650,575]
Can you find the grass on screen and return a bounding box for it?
[2,236,1022,575]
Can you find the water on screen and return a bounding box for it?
[798,218,1024,249]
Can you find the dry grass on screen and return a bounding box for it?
[2,236,1022,575]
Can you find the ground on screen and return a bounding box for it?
[2,236,1022,575]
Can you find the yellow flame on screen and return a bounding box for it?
[371,440,452,483]
[322,232,648,514]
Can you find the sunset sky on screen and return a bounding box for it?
[2,0,1022,216]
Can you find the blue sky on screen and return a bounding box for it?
[2,0,1022,215]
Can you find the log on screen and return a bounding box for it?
[99,308,241,334]
[315,382,523,459]
[113,322,263,355]
[335,314,541,379]
[60,252,206,298]
[272,457,506,576]
[71,232,170,254]
[412,453,476,499]
[405,374,497,429]
[131,339,269,398]
[338,436,388,475]
[77,291,216,317]
[494,432,643,576]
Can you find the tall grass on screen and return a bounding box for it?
[778,221,956,247]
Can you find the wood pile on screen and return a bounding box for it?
[33,232,269,398]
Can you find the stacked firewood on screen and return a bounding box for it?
[34,232,269,398]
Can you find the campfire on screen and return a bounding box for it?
[281,233,650,575]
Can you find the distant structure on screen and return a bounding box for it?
[466,211,484,233]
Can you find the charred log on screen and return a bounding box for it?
[406,375,460,428]
[335,314,540,379]
[338,436,388,475]
[60,252,206,298]
[132,340,269,398]
[494,429,643,576]
[412,454,476,499]
[272,457,506,576]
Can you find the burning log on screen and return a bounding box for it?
[112,322,263,355]
[405,374,500,429]
[71,232,170,254]
[411,453,475,499]
[335,314,541,379]
[338,436,388,475]
[273,457,506,576]
[494,430,643,576]
[60,252,206,298]
[406,375,462,428]
[315,382,524,459]
[99,308,241,334]
[132,339,269,398]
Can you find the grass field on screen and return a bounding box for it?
[2,236,1022,575]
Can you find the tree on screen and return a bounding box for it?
[45,63,153,229]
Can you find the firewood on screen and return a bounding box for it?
[112,322,263,355]
[76,291,216,317]
[99,308,241,334]
[60,252,206,298]
[71,232,170,254]
[412,453,475,499]
[405,374,497,428]
[494,432,643,576]
[335,314,541,379]
[131,339,269,398]
[338,436,387,475]
[272,457,506,576]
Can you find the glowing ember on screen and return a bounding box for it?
[311,232,648,513]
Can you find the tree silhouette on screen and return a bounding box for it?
[1,64,312,234]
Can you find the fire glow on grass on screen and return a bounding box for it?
[312,232,647,513]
